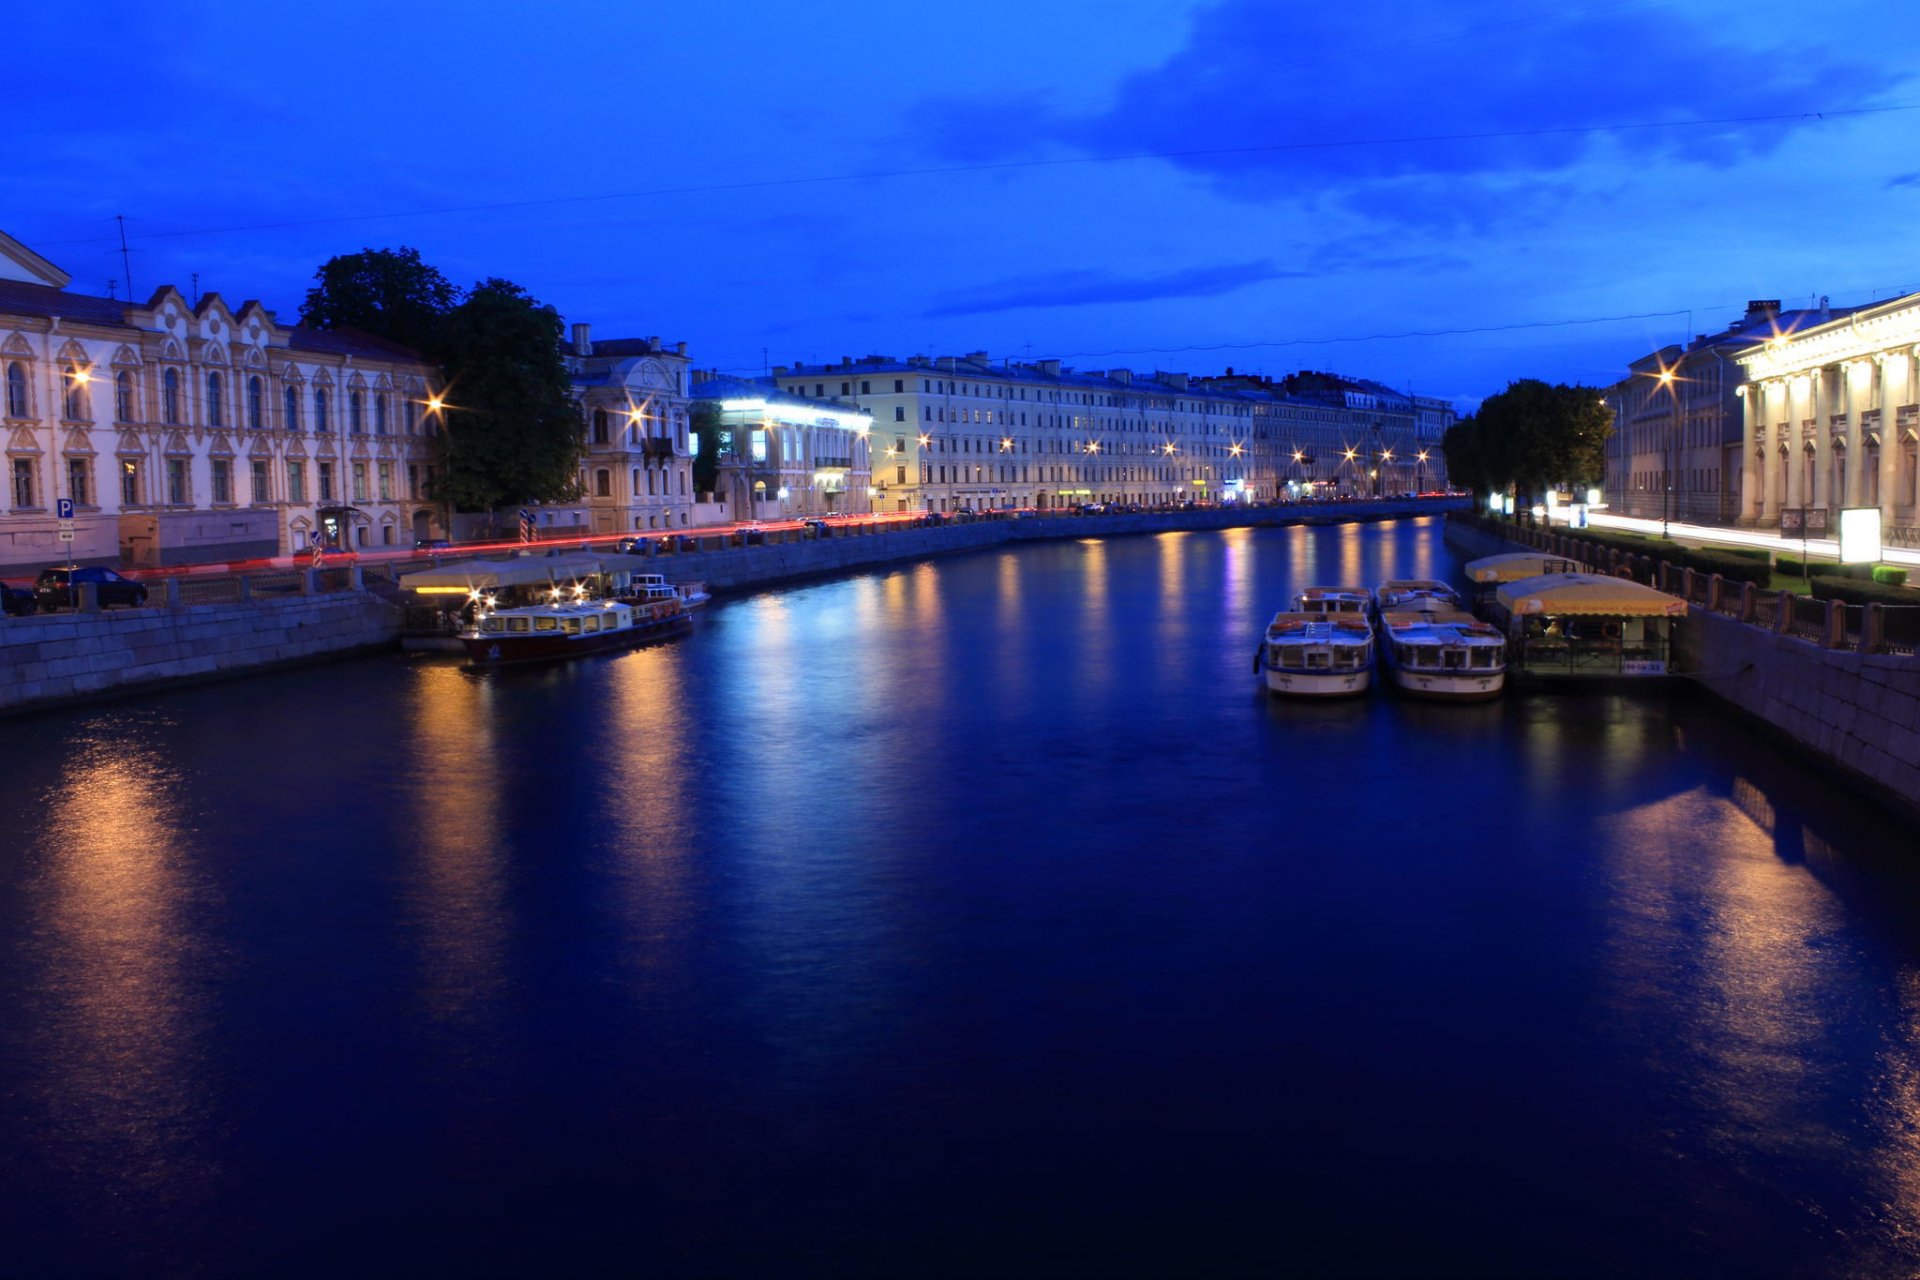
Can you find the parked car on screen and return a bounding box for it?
[2,582,37,616]
[35,566,149,611]
[415,537,452,551]
[801,518,830,537]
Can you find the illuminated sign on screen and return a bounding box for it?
[1838,507,1882,563]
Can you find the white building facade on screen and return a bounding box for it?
[1,230,443,575]
[690,375,872,520]
[1737,292,1920,541]
[563,324,696,534]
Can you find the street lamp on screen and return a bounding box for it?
[1657,366,1679,539]
[1416,449,1429,494]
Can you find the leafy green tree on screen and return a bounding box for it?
[432,279,586,512]
[1467,379,1612,512]
[297,247,458,358]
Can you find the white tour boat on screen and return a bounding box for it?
[1295,585,1373,616]
[1254,611,1376,698]
[1378,605,1508,701]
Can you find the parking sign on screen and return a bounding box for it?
[56,498,74,520]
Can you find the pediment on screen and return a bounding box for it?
[311,368,334,386]
[54,338,89,364]
[62,427,93,453]
[160,339,183,361]
[117,430,143,453]
[208,431,234,457]
[279,363,305,384]
[111,344,142,366]
[7,425,41,453]
[165,431,192,455]
[2,333,31,356]
[201,343,229,367]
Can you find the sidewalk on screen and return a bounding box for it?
[1550,510,1920,570]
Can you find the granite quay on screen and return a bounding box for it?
[1,499,1461,714]
[1445,514,1920,819]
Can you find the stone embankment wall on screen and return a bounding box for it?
[0,594,402,716]
[1441,515,1920,820]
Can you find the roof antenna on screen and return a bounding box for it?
[115,215,134,299]
[107,279,118,300]
[191,272,200,307]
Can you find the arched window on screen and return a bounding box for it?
[116,371,134,422]
[374,395,387,435]
[206,371,224,427]
[4,362,25,418]
[63,364,89,420]
[349,390,363,434]
[247,376,264,430]
[314,387,329,432]
[163,368,181,424]
[284,385,301,430]
[593,409,609,444]
[595,469,611,497]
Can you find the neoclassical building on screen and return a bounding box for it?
[1737,291,1920,539]
[563,323,696,534]
[764,353,1450,512]
[689,374,873,519]
[1,230,444,574]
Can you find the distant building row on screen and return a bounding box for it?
[0,225,1455,573]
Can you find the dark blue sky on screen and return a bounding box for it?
[11,0,1917,409]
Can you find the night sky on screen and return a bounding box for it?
[11,0,1916,410]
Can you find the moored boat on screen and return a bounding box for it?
[1462,553,1587,613]
[1254,611,1375,697]
[1379,605,1507,701]
[461,597,692,666]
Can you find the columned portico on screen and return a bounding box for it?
[1738,292,1920,539]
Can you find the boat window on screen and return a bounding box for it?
[562,617,582,634]
[508,617,530,633]
[480,617,500,633]
[534,616,558,632]
[1306,650,1330,670]
[581,615,600,633]
[1279,648,1303,669]
[1444,648,1466,670]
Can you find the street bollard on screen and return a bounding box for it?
[164,578,183,609]
[1775,591,1794,635]
[1706,573,1721,612]
[79,581,101,613]
[1738,580,1756,623]
[1860,602,1884,655]
[1823,598,1847,649]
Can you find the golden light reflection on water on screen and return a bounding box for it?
[1335,522,1364,588]
[1219,526,1254,624]
[993,552,1030,708]
[1597,784,1861,1181]
[406,664,507,1024]
[39,731,210,1196]
[1076,538,1113,693]
[603,644,695,964]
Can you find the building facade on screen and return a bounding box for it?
[1603,301,1841,526]
[563,324,696,534]
[765,353,1451,512]
[1737,291,1920,538]
[1,230,443,575]
[689,375,873,519]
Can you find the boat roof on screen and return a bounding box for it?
[400,553,607,592]
[1376,579,1456,593]
[488,600,634,619]
[1268,611,1372,636]
[1299,585,1368,597]
[1495,572,1688,617]
[1465,552,1590,584]
[1381,608,1504,640]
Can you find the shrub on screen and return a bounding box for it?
[1780,556,1875,580]
[1808,575,1918,607]
[1872,565,1908,587]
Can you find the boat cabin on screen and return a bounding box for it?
[1488,572,1686,677]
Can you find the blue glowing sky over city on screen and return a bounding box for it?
[11,0,1918,408]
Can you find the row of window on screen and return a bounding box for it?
[794,376,1271,418]
[587,467,691,499]
[3,361,433,435]
[4,455,428,510]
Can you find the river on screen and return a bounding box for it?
[3,515,1919,1277]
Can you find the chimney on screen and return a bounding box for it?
[966,350,988,365]
[1108,369,1133,385]
[937,356,958,371]
[1743,300,1781,327]
[772,365,789,377]
[647,336,661,353]
[1163,372,1189,391]
[676,342,687,356]
[1819,295,1830,321]
[571,322,591,355]
[1035,359,1061,377]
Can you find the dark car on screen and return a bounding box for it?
[35,566,149,611]
[2,582,36,617]
[800,518,830,537]
[415,537,452,551]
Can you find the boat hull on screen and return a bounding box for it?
[1384,666,1505,701]
[462,611,691,665]
[1264,667,1372,698]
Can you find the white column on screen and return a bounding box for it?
[1810,367,1832,511]
[1740,383,1761,521]
[1843,360,1866,509]
[1876,355,1898,523]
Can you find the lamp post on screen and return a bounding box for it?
[1416,449,1429,494]
[1657,367,1678,539]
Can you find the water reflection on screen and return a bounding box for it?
[404,664,508,1025]
[33,725,214,1212]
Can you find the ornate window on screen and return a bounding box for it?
[4,361,25,418]
[374,395,387,435]
[248,376,264,430]
[284,385,301,430]
[349,390,363,434]
[592,409,609,444]
[206,371,224,427]
[163,368,181,424]
[121,459,141,506]
[116,371,134,422]
[314,387,329,433]
[63,364,91,420]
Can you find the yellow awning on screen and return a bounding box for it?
[1495,572,1687,617]
[1465,552,1590,583]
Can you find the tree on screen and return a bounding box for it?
[432,279,586,512]
[298,247,458,359]
[1465,379,1612,512]
[690,401,723,498]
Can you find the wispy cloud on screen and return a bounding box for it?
[925,261,1307,318]
[1887,172,1920,189]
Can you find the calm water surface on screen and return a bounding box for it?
[4,516,1920,1278]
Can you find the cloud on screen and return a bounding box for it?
[1887,172,1920,189]
[924,261,1307,318]
[909,1,1902,201]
